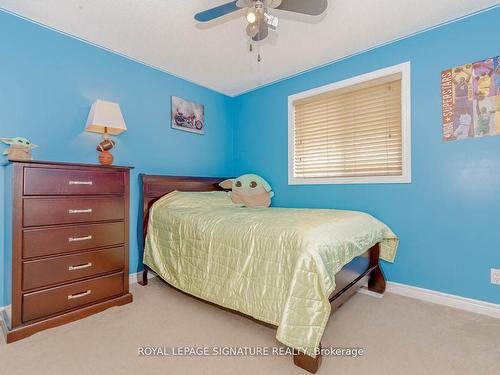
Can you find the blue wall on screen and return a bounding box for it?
[0,11,234,305]
[233,7,500,304]
[2,7,500,307]
[0,169,4,305]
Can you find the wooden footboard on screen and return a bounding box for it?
[139,174,386,374]
[294,242,385,373]
[330,243,386,310]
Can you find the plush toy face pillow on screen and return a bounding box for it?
[219,174,274,208]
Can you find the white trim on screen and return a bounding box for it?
[288,62,412,185]
[4,279,498,320]
[129,270,156,285]
[0,304,11,317]
[357,288,385,299]
[358,282,500,319]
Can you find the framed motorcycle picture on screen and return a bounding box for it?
[171,96,205,135]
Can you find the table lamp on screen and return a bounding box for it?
[84,99,127,165]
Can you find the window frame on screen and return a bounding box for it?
[288,62,412,185]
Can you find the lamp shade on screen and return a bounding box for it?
[85,100,127,135]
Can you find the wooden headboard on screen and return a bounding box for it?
[140,174,228,246]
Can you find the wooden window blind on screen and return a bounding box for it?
[292,73,403,180]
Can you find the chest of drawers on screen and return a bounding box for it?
[1,160,133,343]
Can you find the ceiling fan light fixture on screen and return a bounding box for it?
[195,0,328,45]
[246,10,257,24]
[246,23,259,37]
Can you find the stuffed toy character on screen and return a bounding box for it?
[0,137,38,161]
[220,174,274,208]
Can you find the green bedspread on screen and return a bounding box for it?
[144,191,398,356]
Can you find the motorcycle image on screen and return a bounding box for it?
[174,111,203,130]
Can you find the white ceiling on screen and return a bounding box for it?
[1,0,499,96]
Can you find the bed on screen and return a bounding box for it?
[140,174,398,373]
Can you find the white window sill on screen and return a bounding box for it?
[289,175,412,185]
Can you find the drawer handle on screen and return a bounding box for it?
[68,290,91,300]
[68,209,93,214]
[68,235,93,242]
[68,262,93,271]
[69,181,93,185]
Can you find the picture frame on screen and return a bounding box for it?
[171,96,205,135]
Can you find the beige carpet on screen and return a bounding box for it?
[1,277,499,375]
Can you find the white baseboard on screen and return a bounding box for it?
[0,304,10,316]
[357,288,385,299]
[359,282,500,319]
[129,270,156,285]
[132,272,499,318]
[3,277,498,320]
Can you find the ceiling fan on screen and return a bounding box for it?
[195,0,328,42]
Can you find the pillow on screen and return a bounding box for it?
[157,191,234,209]
[219,174,274,208]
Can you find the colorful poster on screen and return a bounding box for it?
[441,56,500,141]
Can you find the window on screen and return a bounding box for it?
[288,62,411,185]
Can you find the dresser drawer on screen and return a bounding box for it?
[24,167,124,196]
[23,222,125,258]
[23,197,124,227]
[23,247,125,290]
[22,272,124,323]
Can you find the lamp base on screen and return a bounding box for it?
[98,151,114,165]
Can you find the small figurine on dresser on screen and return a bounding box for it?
[1,137,38,161]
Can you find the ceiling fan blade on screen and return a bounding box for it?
[276,0,328,16]
[236,0,252,7]
[237,0,282,8]
[252,20,269,41]
[268,0,283,8]
[194,1,241,22]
